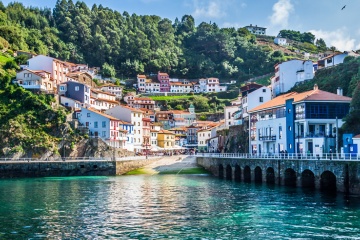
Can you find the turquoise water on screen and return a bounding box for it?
[0,175,360,239]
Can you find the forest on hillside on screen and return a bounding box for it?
[0,0,327,81]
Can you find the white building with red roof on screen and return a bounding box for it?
[15,69,54,93]
[248,85,351,157]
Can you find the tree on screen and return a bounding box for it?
[101,62,116,78]
[315,38,327,51]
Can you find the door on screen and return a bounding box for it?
[308,142,313,154]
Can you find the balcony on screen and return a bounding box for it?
[258,135,276,141]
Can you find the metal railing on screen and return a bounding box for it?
[195,153,360,161]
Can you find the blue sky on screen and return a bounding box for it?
[3,0,359,51]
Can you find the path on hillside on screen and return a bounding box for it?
[142,155,198,174]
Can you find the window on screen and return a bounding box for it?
[87,113,90,117]
[102,121,106,128]
[75,86,79,91]
[279,126,282,139]
[259,97,263,102]
[94,122,98,128]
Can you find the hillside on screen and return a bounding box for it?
[0,1,326,83]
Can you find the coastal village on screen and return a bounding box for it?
[13,48,360,158]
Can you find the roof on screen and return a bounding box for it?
[158,72,169,76]
[119,105,144,113]
[158,129,175,135]
[133,97,153,101]
[249,87,351,113]
[91,98,119,105]
[137,74,146,78]
[91,89,116,96]
[20,69,51,78]
[85,108,120,121]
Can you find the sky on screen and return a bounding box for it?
[2,0,359,51]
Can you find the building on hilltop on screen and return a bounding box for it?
[244,24,266,35]
[271,59,315,98]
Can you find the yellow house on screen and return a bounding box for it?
[157,129,175,149]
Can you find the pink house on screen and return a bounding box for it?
[157,72,170,92]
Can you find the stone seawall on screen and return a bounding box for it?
[0,158,162,178]
[0,161,116,178]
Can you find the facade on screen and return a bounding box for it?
[77,107,127,148]
[157,72,170,92]
[66,71,95,88]
[58,81,91,107]
[318,51,360,68]
[142,117,151,153]
[119,120,134,152]
[137,74,146,93]
[205,78,227,92]
[130,97,155,110]
[224,105,239,128]
[15,69,53,93]
[60,96,82,110]
[271,60,315,98]
[25,55,75,87]
[170,82,193,93]
[100,84,123,100]
[90,89,119,111]
[242,86,272,119]
[274,37,288,46]
[145,79,160,93]
[248,85,351,156]
[105,105,144,152]
[244,24,266,35]
[157,130,175,149]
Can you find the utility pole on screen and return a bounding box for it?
[336,116,339,158]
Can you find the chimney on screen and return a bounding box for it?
[314,84,318,90]
[337,87,343,96]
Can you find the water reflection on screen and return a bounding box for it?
[0,175,359,239]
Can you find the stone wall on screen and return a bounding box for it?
[197,157,360,194]
[115,158,160,175]
[0,161,116,178]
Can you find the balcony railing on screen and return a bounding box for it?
[258,135,276,141]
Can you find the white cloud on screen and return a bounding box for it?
[310,28,358,51]
[192,0,225,18]
[269,0,294,28]
[240,2,247,8]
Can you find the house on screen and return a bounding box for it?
[137,74,146,93]
[123,92,136,104]
[90,89,119,111]
[24,55,77,87]
[157,72,170,92]
[271,59,315,98]
[100,84,123,100]
[119,120,134,152]
[129,97,155,110]
[318,51,360,69]
[241,84,272,119]
[58,81,91,107]
[157,130,175,149]
[155,111,174,130]
[248,85,351,156]
[170,82,193,93]
[105,105,145,152]
[145,79,160,93]
[142,117,151,153]
[150,123,162,151]
[185,121,218,149]
[206,78,227,92]
[66,71,95,88]
[168,127,188,147]
[77,107,128,148]
[274,37,288,46]
[197,122,224,152]
[224,105,240,128]
[244,24,266,35]
[14,69,54,93]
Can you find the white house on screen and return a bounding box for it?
[318,51,360,68]
[90,89,119,111]
[274,37,288,46]
[242,86,272,119]
[105,105,145,152]
[137,74,146,93]
[271,60,315,98]
[170,82,193,93]
[248,85,351,156]
[224,105,240,128]
[101,84,123,100]
[77,107,128,148]
[244,24,266,35]
[15,69,54,93]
